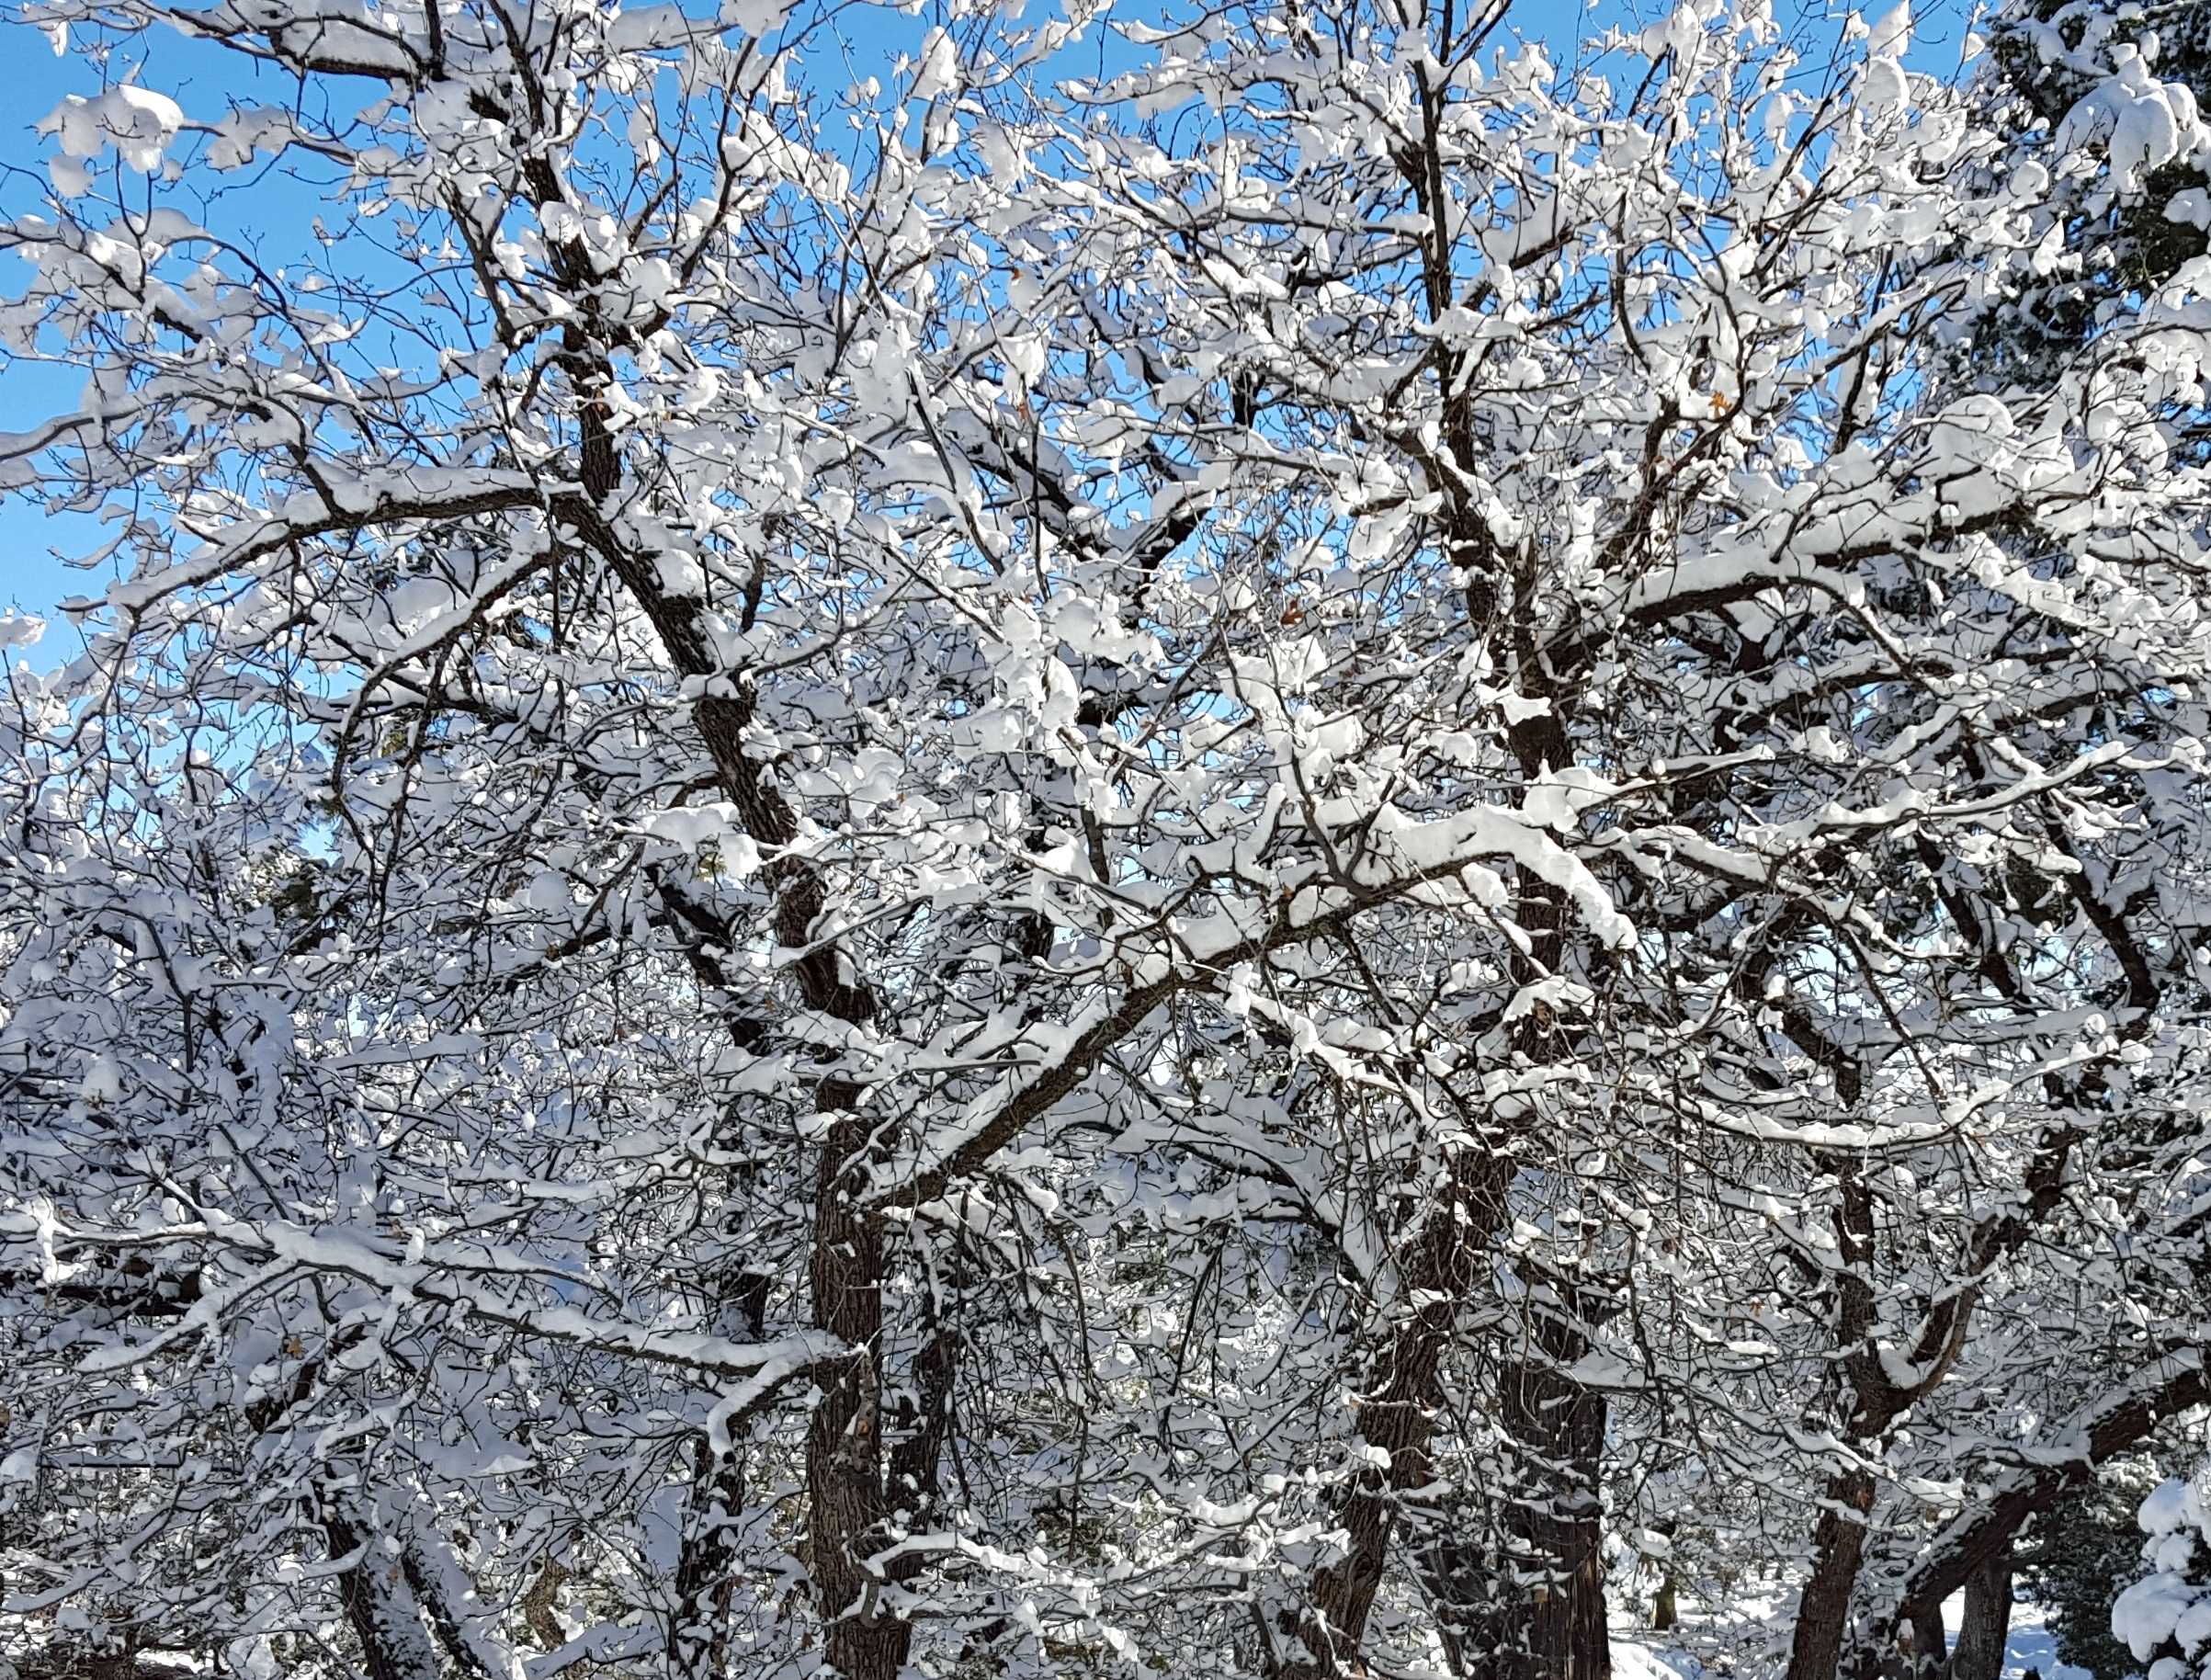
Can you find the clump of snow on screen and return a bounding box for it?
[2057,43,2205,194]
[38,84,184,176]
[2115,1468,2211,1677]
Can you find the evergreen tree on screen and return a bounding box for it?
[2020,1455,2169,1680]
[1975,0,2211,381]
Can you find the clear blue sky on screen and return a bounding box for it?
[0,0,1976,662]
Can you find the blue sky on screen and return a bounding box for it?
[0,0,1979,661]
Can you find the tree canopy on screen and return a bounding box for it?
[3,1,2211,1678]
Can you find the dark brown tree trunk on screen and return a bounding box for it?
[808,1104,907,1680]
[672,1429,749,1674]
[1785,1467,1877,1680]
[1283,1188,1618,1680]
[323,1502,443,1680]
[1439,1283,1612,1680]
[671,1269,770,1676]
[1275,789,1593,1680]
[1785,1168,1903,1680]
[1909,1600,1947,1680]
[1502,1317,1612,1680]
[1949,1540,2013,1680]
[1282,1196,1475,1674]
[1276,1148,1512,1678]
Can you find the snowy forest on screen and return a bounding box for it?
[9,0,2211,1676]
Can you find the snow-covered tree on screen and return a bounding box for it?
[3,0,2211,1678]
[2023,1442,2195,1680]
[1977,0,2211,382]
[2114,1465,2211,1680]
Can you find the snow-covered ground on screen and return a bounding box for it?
[1610,1638,1712,1680]
[1612,1597,2092,1680]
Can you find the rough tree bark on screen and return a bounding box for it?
[323,1498,445,1680]
[671,1269,771,1675]
[1908,1602,1947,1680]
[1498,1285,1616,1680]
[1786,1465,1881,1680]
[1278,1149,1510,1678]
[1948,1540,2013,1680]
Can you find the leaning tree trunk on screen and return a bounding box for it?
[323,1493,444,1680]
[1278,1150,1509,1678]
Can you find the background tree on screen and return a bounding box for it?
[1976,0,2211,382]
[2019,1444,2194,1680]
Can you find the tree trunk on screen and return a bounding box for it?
[1949,1541,2013,1680]
[1785,1467,1877,1680]
[1499,1296,1612,1680]
[1281,1240,1459,1674]
[671,1269,770,1676]
[807,1104,906,1680]
[1786,1167,1894,1680]
[323,1501,444,1680]
[1909,1600,1947,1680]
[1276,1154,1509,1678]
[672,1433,749,1674]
